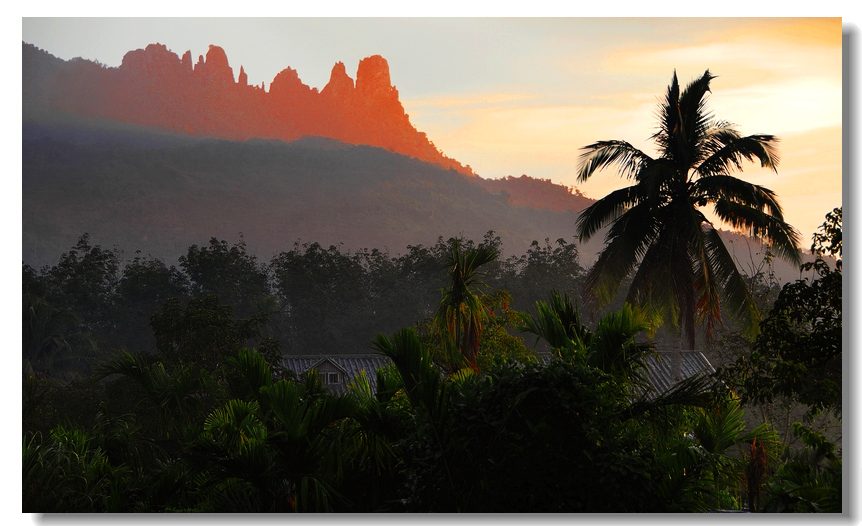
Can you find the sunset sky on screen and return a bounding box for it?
[21,17,846,243]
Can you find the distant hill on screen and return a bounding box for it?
[22,118,818,289]
[22,120,605,269]
[476,174,595,213]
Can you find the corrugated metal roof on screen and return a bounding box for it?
[282,351,715,396]
[646,351,716,396]
[283,355,392,394]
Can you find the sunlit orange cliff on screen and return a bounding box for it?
[23,42,471,175]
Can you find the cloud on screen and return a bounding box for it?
[402,92,536,110]
[709,78,842,135]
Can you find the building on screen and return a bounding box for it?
[282,351,715,396]
[282,355,391,394]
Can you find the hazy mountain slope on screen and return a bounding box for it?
[23,127,600,269]
[475,174,595,213]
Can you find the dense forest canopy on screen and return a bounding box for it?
[24,231,587,377]
[22,216,841,512]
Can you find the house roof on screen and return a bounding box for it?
[646,351,716,395]
[281,351,716,396]
[282,354,391,394]
[308,357,349,375]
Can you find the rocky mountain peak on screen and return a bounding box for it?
[193,44,234,84]
[120,43,184,77]
[355,55,396,102]
[321,61,355,100]
[181,50,193,72]
[269,66,314,100]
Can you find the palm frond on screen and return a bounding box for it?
[703,227,760,337]
[372,329,445,418]
[696,123,742,162]
[692,175,786,219]
[624,204,702,344]
[374,363,404,404]
[653,70,682,152]
[94,350,154,383]
[696,134,780,178]
[653,70,716,167]
[678,71,716,137]
[631,371,718,416]
[224,347,273,401]
[633,158,678,204]
[576,140,653,183]
[576,185,641,242]
[586,303,654,385]
[584,204,661,306]
[203,399,266,451]
[518,291,589,353]
[693,247,724,342]
[712,199,802,265]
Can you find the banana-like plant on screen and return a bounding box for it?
[372,328,447,421]
[521,293,654,387]
[95,351,215,440]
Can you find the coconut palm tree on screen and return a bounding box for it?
[575,70,801,380]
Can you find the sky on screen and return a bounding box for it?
[20,17,845,244]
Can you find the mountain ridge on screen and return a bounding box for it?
[23,41,471,175]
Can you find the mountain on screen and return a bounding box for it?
[22,119,816,288]
[22,42,470,175]
[22,122,606,269]
[476,175,595,213]
[22,42,817,285]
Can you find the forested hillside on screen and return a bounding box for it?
[23,120,606,270]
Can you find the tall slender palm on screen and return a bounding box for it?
[434,239,499,372]
[576,70,800,378]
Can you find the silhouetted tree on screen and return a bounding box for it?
[575,70,800,380]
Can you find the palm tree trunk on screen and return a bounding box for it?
[673,335,682,383]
